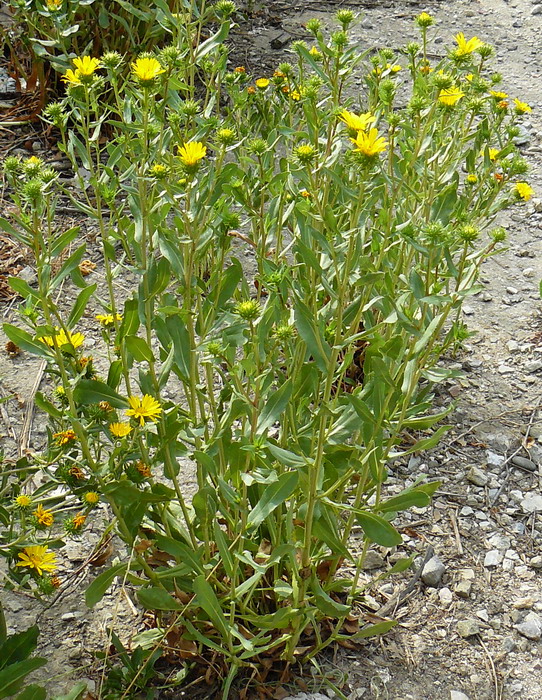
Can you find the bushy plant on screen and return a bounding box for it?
[0,9,534,696]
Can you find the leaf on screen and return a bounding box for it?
[349,619,397,639]
[294,301,331,372]
[0,659,47,699]
[377,489,431,513]
[67,284,97,328]
[312,579,350,618]
[165,316,191,381]
[154,534,204,575]
[255,379,292,436]
[137,587,183,611]
[2,325,50,358]
[85,562,127,607]
[247,471,299,529]
[7,278,39,301]
[73,379,127,409]
[50,244,86,291]
[16,685,46,700]
[193,575,230,639]
[195,20,230,60]
[51,681,88,700]
[34,392,62,419]
[125,335,154,363]
[356,511,402,547]
[0,627,39,671]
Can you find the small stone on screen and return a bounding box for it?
[521,493,542,513]
[513,597,535,610]
[457,619,480,638]
[515,612,542,640]
[532,5,542,14]
[450,692,471,700]
[18,266,37,285]
[459,506,474,517]
[486,451,504,467]
[513,125,531,145]
[466,466,488,487]
[524,360,542,373]
[533,198,542,212]
[523,267,535,278]
[512,456,537,472]
[530,556,542,569]
[507,340,519,352]
[502,637,517,653]
[506,286,519,295]
[488,534,511,550]
[439,587,453,606]
[421,555,446,587]
[362,550,385,570]
[463,305,475,316]
[484,550,503,568]
[455,580,472,599]
[480,292,493,302]
[61,612,76,621]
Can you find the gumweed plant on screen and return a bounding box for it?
[0,7,534,696]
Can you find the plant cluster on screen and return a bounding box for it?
[0,6,534,696]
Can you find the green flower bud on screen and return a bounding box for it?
[101,51,123,70]
[336,9,355,28]
[490,226,506,243]
[3,155,21,175]
[293,143,317,164]
[216,127,236,145]
[331,30,348,48]
[235,299,260,321]
[305,18,322,36]
[458,224,479,243]
[416,12,434,28]
[248,138,267,155]
[406,41,420,56]
[214,0,236,18]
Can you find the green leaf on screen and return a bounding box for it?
[16,684,47,700]
[312,579,350,618]
[137,587,183,611]
[7,278,39,301]
[195,20,230,60]
[118,298,140,340]
[51,244,86,291]
[0,659,47,699]
[193,575,230,639]
[294,301,331,372]
[34,392,62,419]
[0,627,39,671]
[213,522,235,579]
[73,380,127,409]
[125,335,154,363]
[247,471,299,529]
[51,681,88,700]
[154,535,204,575]
[356,511,402,547]
[0,218,30,247]
[349,619,397,639]
[255,379,292,437]
[67,284,97,328]
[50,226,80,259]
[378,483,440,513]
[165,316,191,381]
[85,563,127,607]
[2,325,50,358]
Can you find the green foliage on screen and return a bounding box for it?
[0,6,533,695]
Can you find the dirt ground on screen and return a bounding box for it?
[1,0,542,698]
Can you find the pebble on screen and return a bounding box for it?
[502,636,517,653]
[514,612,542,640]
[488,534,511,550]
[532,5,542,14]
[362,550,385,570]
[524,360,542,373]
[511,455,537,472]
[450,692,471,700]
[457,619,480,638]
[466,466,488,487]
[530,556,542,569]
[439,587,453,606]
[455,580,473,599]
[421,555,446,587]
[521,493,542,513]
[513,597,535,610]
[484,550,503,567]
[486,451,504,466]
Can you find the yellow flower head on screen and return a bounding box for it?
[96,313,122,327]
[454,33,485,56]
[386,63,402,73]
[72,512,86,529]
[309,46,322,58]
[46,0,62,10]
[131,57,165,84]
[16,546,57,576]
[255,78,270,89]
[73,56,101,77]
[53,429,77,446]
[109,422,132,438]
[350,127,388,157]
[339,109,375,132]
[177,141,207,167]
[438,88,465,106]
[513,98,532,114]
[416,12,434,28]
[290,90,301,101]
[515,182,534,201]
[490,90,508,100]
[83,491,100,505]
[61,69,82,86]
[480,147,499,162]
[126,394,162,426]
[33,504,54,527]
[43,328,84,349]
[14,494,33,509]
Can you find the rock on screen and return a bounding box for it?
[484,550,503,568]
[523,267,535,278]
[524,360,542,373]
[486,451,504,467]
[513,125,531,145]
[530,555,542,569]
[457,619,480,638]
[512,456,537,472]
[513,597,535,610]
[532,5,542,14]
[362,550,385,570]
[502,636,517,653]
[488,534,511,550]
[455,580,472,599]
[514,612,542,640]
[460,506,474,516]
[506,286,519,295]
[421,555,446,587]
[521,493,542,513]
[450,692,471,700]
[466,466,488,487]
[18,266,37,285]
[439,587,453,606]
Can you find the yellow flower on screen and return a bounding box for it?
[255,78,270,89]
[83,491,100,505]
[14,494,33,509]
[466,173,478,184]
[438,88,465,106]
[350,127,388,157]
[416,12,434,28]
[54,429,77,446]
[60,69,81,86]
[46,0,62,10]
[481,147,500,162]
[290,90,301,101]
[339,109,375,132]
[33,504,54,527]
[16,546,57,576]
[465,73,474,82]
[96,313,122,327]
[131,57,165,84]
[513,98,532,114]
[454,32,485,56]
[490,90,508,100]
[109,422,132,438]
[309,47,322,58]
[386,63,402,73]
[72,513,86,529]
[177,141,207,167]
[515,182,534,201]
[43,328,84,349]
[72,56,101,77]
[126,394,162,426]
